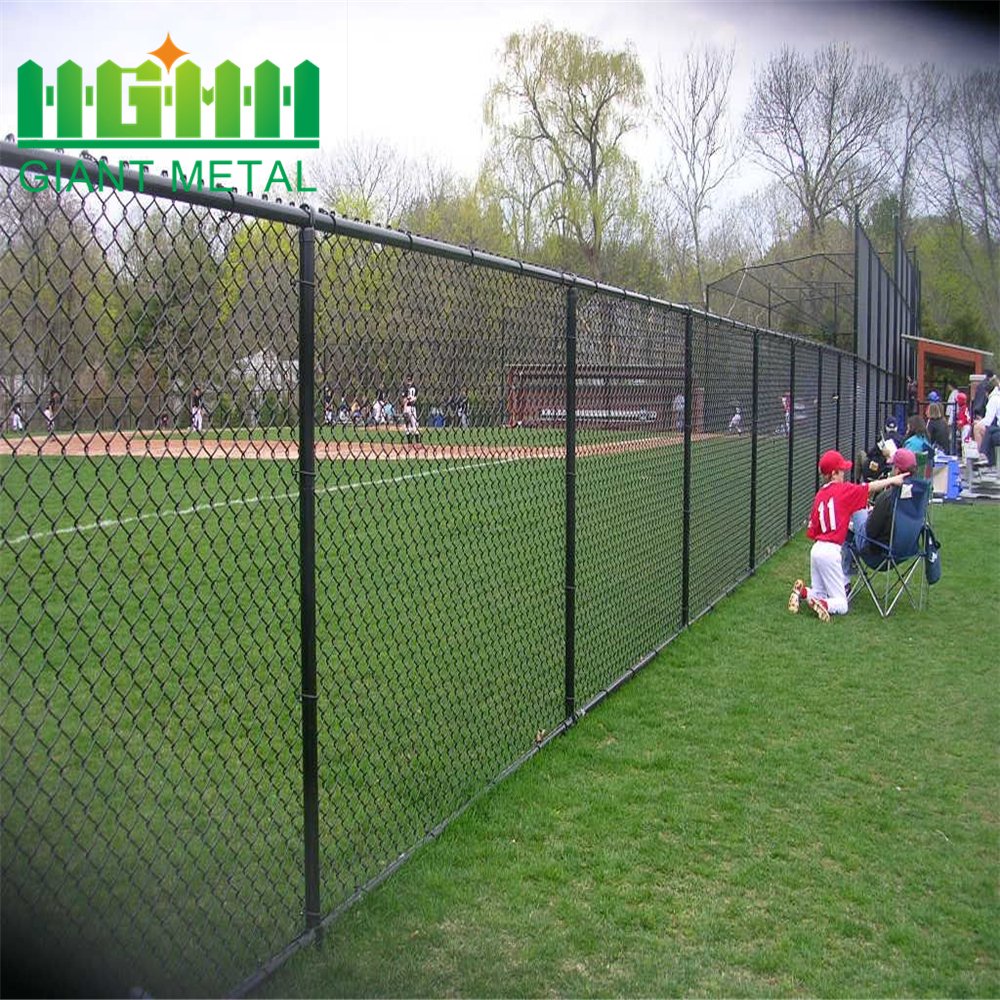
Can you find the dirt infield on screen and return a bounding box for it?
[0,430,708,462]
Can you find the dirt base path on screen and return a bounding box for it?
[0,429,715,462]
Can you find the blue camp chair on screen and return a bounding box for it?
[847,478,933,617]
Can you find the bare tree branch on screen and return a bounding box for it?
[653,42,738,305]
[744,43,897,248]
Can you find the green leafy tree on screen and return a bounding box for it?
[1,181,119,422]
[484,24,646,281]
[928,67,999,351]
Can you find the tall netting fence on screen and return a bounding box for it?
[0,146,908,997]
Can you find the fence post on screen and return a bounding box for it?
[564,286,577,722]
[786,341,796,539]
[681,311,693,626]
[749,329,759,574]
[298,225,322,932]
[835,353,842,453]
[874,268,883,434]
[851,353,858,477]
[864,241,873,450]
[815,348,823,494]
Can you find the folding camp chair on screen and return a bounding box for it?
[847,478,933,617]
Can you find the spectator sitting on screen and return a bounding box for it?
[925,390,940,420]
[971,370,994,420]
[902,414,933,467]
[926,402,950,454]
[972,374,1000,467]
[843,447,918,571]
[858,416,904,482]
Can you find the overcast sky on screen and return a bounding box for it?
[1,1,997,198]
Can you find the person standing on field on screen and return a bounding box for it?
[672,392,685,432]
[191,384,204,433]
[322,384,335,427]
[402,375,420,446]
[788,449,909,621]
[42,388,60,434]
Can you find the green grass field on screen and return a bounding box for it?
[258,500,1000,1000]
[1,429,896,996]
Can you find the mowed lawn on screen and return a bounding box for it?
[259,500,1000,1000]
[2,431,785,997]
[4,433,993,997]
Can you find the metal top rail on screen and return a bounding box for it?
[2,141,871,361]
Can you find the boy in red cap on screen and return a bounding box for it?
[955,391,971,445]
[788,449,910,621]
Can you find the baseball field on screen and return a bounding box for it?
[2,424,813,996]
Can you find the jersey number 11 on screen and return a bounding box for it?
[816,497,837,534]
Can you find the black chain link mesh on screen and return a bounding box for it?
[309,235,567,908]
[1,150,904,997]
[1,173,304,996]
[754,336,793,562]
[792,344,821,525]
[688,315,755,615]
[575,294,686,702]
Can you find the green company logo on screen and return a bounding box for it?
[17,33,319,149]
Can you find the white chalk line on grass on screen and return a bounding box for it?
[2,456,521,548]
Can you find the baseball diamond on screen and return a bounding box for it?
[1,139,912,997]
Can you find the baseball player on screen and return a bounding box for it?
[728,403,743,435]
[402,376,420,446]
[191,384,204,433]
[672,392,685,432]
[42,388,60,434]
[322,385,335,427]
[8,402,24,432]
[788,449,909,621]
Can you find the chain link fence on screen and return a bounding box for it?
[0,145,908,997]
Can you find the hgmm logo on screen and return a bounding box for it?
[18,33,319,149]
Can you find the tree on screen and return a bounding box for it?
[889,63,944,244]
[653,43,738,306]
[0,180,119,422]
[404,168,512,253]
[744,43,897,248]
[929,67,1000,349]
[309,138,417,227]
[484,24,646,280]
[117,204,223,375]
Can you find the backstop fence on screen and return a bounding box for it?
[0,144,911,997]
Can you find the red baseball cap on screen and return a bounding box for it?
[892,448,917,473]
[819,449,853,475]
